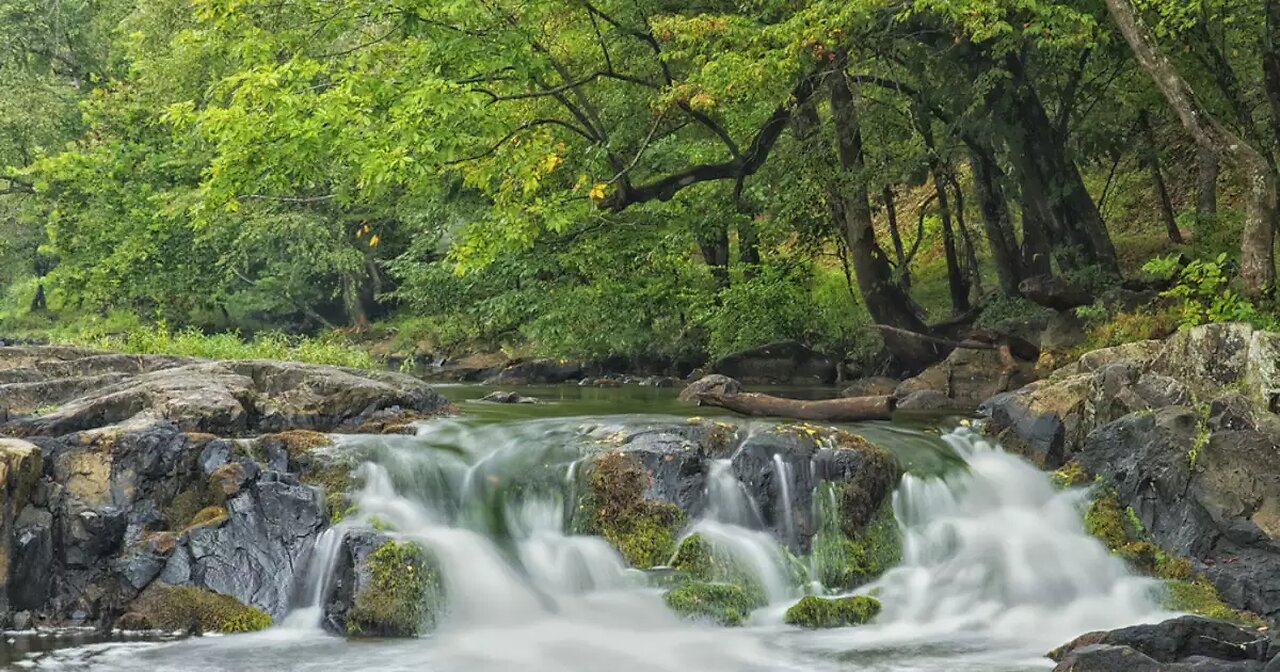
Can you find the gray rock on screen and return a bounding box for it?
[841,377,900,398]
[678,374,743,403]
[185,476,326,619]
[895,389,963,412]
[1019,274,1092,310]
[1050,616,1272,671]
[478,391,540,404]
[482,359,584,385]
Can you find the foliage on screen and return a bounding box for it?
[1142,254,1277,330]
[783,595,881,629]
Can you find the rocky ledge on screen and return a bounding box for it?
[0,346,452,630]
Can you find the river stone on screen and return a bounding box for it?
[478,390,539,404]
[613,420,742,513]
[321,529,390,636]
[482,359,584,385]
[184,475,326,619]
[1050,616,1272,671]
[678,375,742,403]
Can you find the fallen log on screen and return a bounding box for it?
[692,392,894,422]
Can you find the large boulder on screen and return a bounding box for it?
[322,529,443,637]
[895,342,1037,411]
[1049,616,1272,672]
[1019,274,1092,310]
[678,374,743,403]
[482,358,584,385]
[710,341,837,385]
[1,355,450,437]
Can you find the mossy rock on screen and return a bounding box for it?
[668,534,771,606]
[811,485,902,592]
[1163,578,1265,628]
[784,595,880,629]
[347,540,443,637]
[663,582,754,627]
[271,430,334,457]
[123,584,272,633]
[183,505,228,533]
[587,452,685,569]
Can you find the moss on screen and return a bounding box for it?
[1084,490,1262,625]
[347,540,443,637]
[587,452,685,569]
[784,595,881,628]
[125,584,272,633]
[668,534,771,607]
[272,430,334,457]
[663,582,754,626]
[300,462,354,523]
[183,505,229,533]
[1051,461,1090,488]
[163,488,214,531]
[811,482,902,592]
[1164,578,1264,627]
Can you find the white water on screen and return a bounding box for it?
[19,418,1168,672]
[772,453,798,549]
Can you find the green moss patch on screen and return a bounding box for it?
[668,533,774,606]
[1084,490,1261,626]
[183,505,228,533]
[586,452,685,569]
[124,584,271,633]
[347,540,443,637]
[784,595,881,628]
[810,483,902,592]
[663,582,754,626]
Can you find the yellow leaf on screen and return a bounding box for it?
[369,234,380,247]
[588,183,607,200]
[543,154,563,173]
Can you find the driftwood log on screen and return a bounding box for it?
[692,392,894,421]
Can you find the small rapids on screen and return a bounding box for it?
[18,411,1169,672]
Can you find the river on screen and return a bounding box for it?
[4,384,1170,671]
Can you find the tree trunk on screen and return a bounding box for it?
[1138,111,1184,243]
[914,104,969,314]
[691,391,893,422]
[1005,54,1120,276]
[1105,0,1277,296]
[829,59,941,371]
[1266,0,1280,150]
[1196,146,1219,223]
[882,186,910,288]
[968,145,1023,295]
[737,218,760,280]
[697,224,731,289]
[948,174,984,301]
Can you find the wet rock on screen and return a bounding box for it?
[783,595,880,628]
[614,420,741,513]
[478,390,539,404]
[482,359,584,385]
[710,341,836,385]
[183,475,327,619]
[323,530,443,637]
[678,374,742,403]
[1019,274,1092,310]
[1049,616,1271,671]
[840,377,900,398]
[895,389,963,412]
[980,373,1091,469]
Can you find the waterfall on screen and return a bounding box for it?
[771,453,797,549]
[848,428,1166,649]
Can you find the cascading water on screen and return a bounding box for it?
[21,403,1169,672]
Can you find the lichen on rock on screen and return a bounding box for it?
[783,595,880,628]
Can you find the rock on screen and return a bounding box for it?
[478,391,539,404]
[783,595,880,628]
[980,374,1092,468]
[1041,310,1087,353]
[1049,616,1272,671]
[841,377,900,398]
[678,375,742,403]
[121,583,272,633]
[1153,323,1280,407]
[323,530,442,637]
[710,341,836,385]
[184,475,327,619]
[1019,274,1092,310]
[895,342,1036,410]
[895,389,963,412]
[482,359,584,385]
[613,420,741,513]
[2,355,451,437]
[663,582,755,626]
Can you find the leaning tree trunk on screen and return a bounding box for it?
[1106,0,1277,296]
[1138,111,1184,243]
[1005,55,1120,276]
[691,391,894,422]
[829,57,941,371]
[882,186,910,289]
[914,105,969,314]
